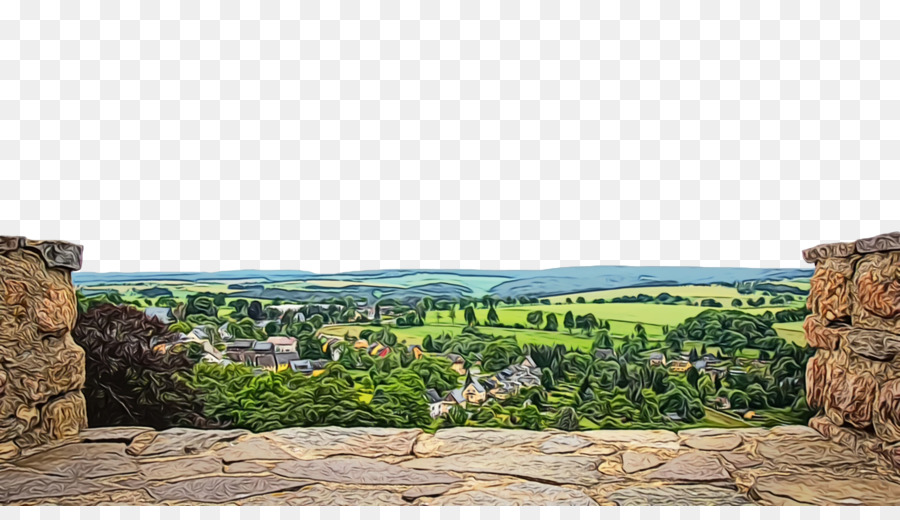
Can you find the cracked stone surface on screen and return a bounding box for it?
[1,425,898,505]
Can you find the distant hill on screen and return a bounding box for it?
[74,266,812,304]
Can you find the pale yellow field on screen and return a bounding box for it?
[544,285,801,305]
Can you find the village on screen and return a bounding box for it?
[139,303,769,424]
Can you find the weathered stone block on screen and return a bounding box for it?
[808,257,855,322]
[856,232,900,254]
[0,236,85,448]
[803,315,844,350]
[851,251,900,334]
[802,240,857,264]
[825,360,876,428]
[844,328,900,362]
[806,352,830,410]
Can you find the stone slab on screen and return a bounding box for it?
[128,428,249,457]
[13,442,139,479]
[139,455,222,481]
[413,427,551,457]
[621,451,664,474]
[539,435,592,454]
[148,475,310,503]
[752,474,900,506]
[265,426,420,459]
[428,481,598,506]
[273,457,461,486]
[682,434,742,451]
[215,436,294,463]
[0,467,107,503]
[644,452,730,482]
[606,484,751,506]
[401,449,606,486]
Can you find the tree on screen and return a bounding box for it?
[481,341,523,371]
[592,330,614,351]
[230,299,249,316]
[544,313,558,331]
[564,311,575,334]
[449,306,456,324]
[408,356,460,393]
[248,301,265,320]
[487,307,499,326]
[576,296,586,304]
[464,306,477,326]
[732,298,743,307]
[553,406,580,431]
[72,304,210,429]
[541,367,556,390]
[634,323,647,341]
[578,313,598,336]
[526,310,543,329]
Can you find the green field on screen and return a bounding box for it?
[434,302,804,339]
[320,323,599,350]
[545,284,784,305]
[773,321,807,346]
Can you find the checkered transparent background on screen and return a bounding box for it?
[0,0,897,516]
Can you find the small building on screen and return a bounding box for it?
[522,355,537,369]
[462,376,486,405]
[256,354,277,371]
[253,341,275,354]
[408,344,423,359]
[144,307,175,325]
[368,343,390,358]
[692,360,708,371]
[701,353,719,363]
[425,389,443,418]
[669,360,692,372]
[713,396,731,410]
[442,389,466,414]
[649,352,666,367]
[290,359,313,375]
[275,351,300,371]
[743,410,757,420]
[227,339,257,351]
[445,353,466,375]
[266,336,298,353]
[354,338,370,350]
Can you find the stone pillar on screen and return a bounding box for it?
[804,232,900,459]
[0,236,85,458]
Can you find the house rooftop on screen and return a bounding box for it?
[267,336,297,346]
[445,389,465,403]
[424,389,442,403]
[253,342,275,352]
[275,351,300,364]
[227,339,256,350]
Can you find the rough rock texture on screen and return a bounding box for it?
[0,236,85,452]
[804,232,900,458]
[3,425,894,505]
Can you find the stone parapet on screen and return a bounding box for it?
[804,232,900,455]
[0,236,85,458]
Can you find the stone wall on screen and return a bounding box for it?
[0,236,85,458]
[804,232,900,457]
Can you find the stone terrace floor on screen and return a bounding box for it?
[2,425,900,506]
